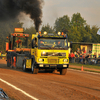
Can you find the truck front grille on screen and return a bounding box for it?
[48,59,58,64]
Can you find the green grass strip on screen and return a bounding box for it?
[69,67,100,73]
[69,63,100,69]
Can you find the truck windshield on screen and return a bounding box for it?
[38,38,68,49]
[13,37,28,49]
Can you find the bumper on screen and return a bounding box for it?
[35,63,69,69]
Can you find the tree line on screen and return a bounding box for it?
[0,12,100,53]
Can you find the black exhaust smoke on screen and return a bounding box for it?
[0,0,43,31]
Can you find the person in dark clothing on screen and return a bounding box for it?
[79,54,83,63]
[89,49,92,54]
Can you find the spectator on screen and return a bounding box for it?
[83,54,86,64]
[89,49,92,54]
[93,53,96,58]
[85,54,89,64]
[79,53,83,63]
[80,48,83,54]
[97,54,100,64]
[75,52,78,58]
[84,49,86,53]
[74,51,77,57]
[77,48,80,54]
[75,53,80,63]
[70,52,75,63]
[91,53,97,64]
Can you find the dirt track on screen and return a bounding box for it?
[0,59,100,100]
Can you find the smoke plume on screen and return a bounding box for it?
[0,0,43,31]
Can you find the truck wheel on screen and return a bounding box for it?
[22,61,26,71]
[60,68,67,75]
[32,64,38,74]
[31,64,34,74]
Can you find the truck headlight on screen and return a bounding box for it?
[41,52,46,56]
[63,59,68,62]
[39,64,43,67]
[38,58,44,62]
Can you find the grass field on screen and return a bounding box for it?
[69,63,100,69]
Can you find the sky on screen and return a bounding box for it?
[19,0,100,29]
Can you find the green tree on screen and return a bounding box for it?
[81,24,92,42]
[54,15,70,34]
[24,26,36,47]
[91,25,99,43]
[69,13,90,43]
[70,13,86,28]
[68,26,82,42]
[41,23,54,33]
[0,18,23,53]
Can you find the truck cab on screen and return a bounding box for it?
[24,31,69,75]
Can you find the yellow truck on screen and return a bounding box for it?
[23,32,69,75]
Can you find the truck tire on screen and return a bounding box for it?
[31,64,38,74]
[60,68,67,75]
[22,60,26,71]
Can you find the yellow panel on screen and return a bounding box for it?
[37,49,68,57]
[26,59,31,68]
[32,34,35,39]
[31,49,34,55]
[34,49,69,64]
